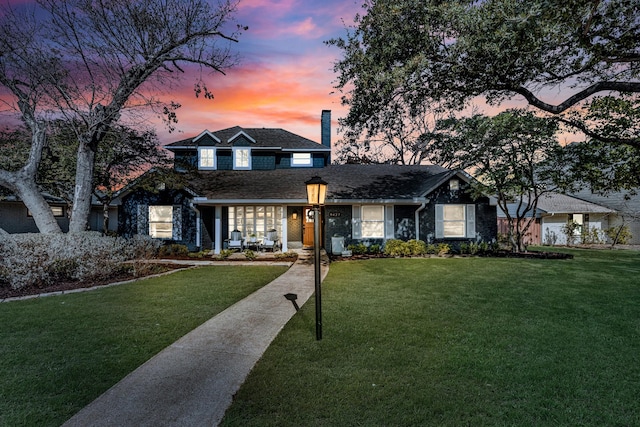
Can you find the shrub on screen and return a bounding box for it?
[275,250,298,260]
[543,228,558,246]
[437,243,451,256]
[606,224,632,245]
[244,249,257,260]
[0,232,161,290]
[581,226,604,244]
[368,244,382,254]
[562,220,580,245]
[406,239,427,256]
[347,243,368,255]
[425,244,437,255]
[158,244,189,257]
[383,239,410,257]
[217,249,233,260]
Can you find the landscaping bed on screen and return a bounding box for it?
[0,263,185,300]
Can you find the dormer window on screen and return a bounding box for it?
[233,147,251,170]
[198,147,216,169]
[449,179,460,191]
[292,152,312,167]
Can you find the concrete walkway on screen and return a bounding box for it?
[63,250,329,427]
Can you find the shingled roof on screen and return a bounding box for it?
[188,164,451,202]
[165,127,330,151]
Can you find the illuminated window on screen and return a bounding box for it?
[443,205,466,237]
[149,206,173,239]
[292,152,312,167]
[198,147,216,169]
[233,148,251,170]
[436,204,476,238]
[361,205,385,238]
[27,206,64,217]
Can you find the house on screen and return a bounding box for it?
[117,111,498,253]
[570,188,640,245]
[0,191,118,234]
[497,192,617,246]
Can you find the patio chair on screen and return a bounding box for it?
[228,230,244,251]
[261,229,279,252]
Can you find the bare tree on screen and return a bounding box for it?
[0,0,244,233]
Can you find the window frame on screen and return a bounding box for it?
[435,204,476,239]
[361,205,385,238]
[291,152,312,167]
[148,205,173,239]
[233,147,251,170]
[198,147,216,170]
[442,204,466,238]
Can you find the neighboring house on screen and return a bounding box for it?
[117,111,498,253]
[497,192,617,246]
[570,188,640,245]
[0,192,118,234]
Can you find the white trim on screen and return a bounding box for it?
[198,147,216,170]
[233,147,252,170]
[229,130,256,144]
[291,152,312,167]
[193,130,221,143]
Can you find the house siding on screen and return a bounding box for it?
[118,189,198,251]
[421,184,496,249]
[0,201,70,233]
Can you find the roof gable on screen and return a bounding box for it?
[164,127,329,152]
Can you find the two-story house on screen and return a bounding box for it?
[117,111,497,254]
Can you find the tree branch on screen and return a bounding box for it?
[514,81,640,114]
[555,117,640,149]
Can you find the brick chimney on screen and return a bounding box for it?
[321,110,331,165]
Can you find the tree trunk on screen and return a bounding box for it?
[102,201,110,234]
[69,142,96,232]
[0,174,62,234]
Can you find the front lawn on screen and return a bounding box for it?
[0,265,288,427]
[222,249,640,426]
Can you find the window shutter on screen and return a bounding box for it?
[352,205,361,239]
[435,204,444,239]
[466,204,476,239]
[172,205,182,241]
[137,204,149,235]
[385,205,395,239]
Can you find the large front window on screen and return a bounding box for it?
[149,206,173,239]
[361,205,385,238]
[228,206,283,239]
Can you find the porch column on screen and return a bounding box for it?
[214,205,222,254]
[281,206,288,252]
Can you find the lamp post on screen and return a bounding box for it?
[305,176,328,340]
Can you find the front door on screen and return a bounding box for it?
[303,207,314,248]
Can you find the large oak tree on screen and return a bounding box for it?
[0,0,243,233]
[329,0,639,148]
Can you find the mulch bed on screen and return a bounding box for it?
[0,263,185,300]
[330,251,573,261]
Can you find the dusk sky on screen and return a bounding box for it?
[153,0,363,145]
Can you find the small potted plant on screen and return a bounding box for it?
[249,233,257,243]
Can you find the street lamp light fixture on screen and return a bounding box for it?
[305,176,328,340]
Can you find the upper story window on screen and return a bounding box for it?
[291,152,312,167]
[449,179,460,191]
[198,147,216,169]
[233,147,251,170]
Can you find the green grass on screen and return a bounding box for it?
[221,249,640,427]
[0,265,288,427]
